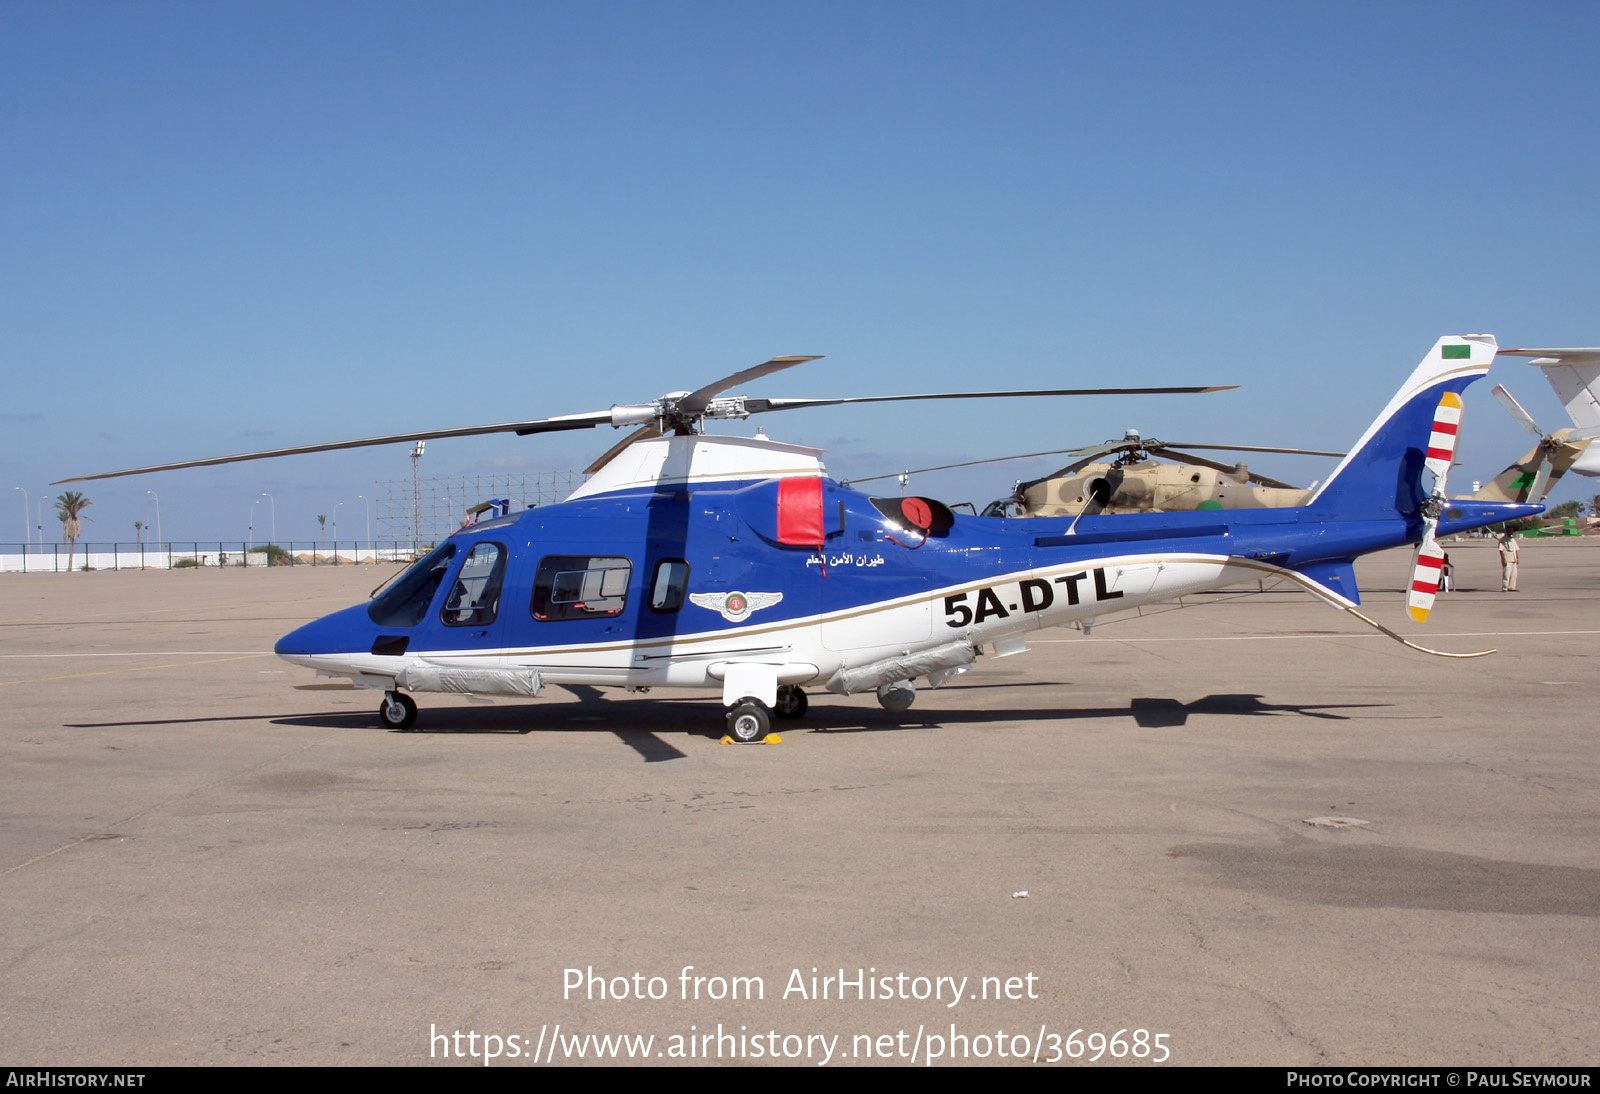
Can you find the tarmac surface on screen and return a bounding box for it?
[2,539,1596,1067]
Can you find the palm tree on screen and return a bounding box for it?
[317,514,327,565]
[55,491,92,571]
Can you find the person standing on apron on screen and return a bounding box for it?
[1498,531,1520,592]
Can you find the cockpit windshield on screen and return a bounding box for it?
[368,542,458,628]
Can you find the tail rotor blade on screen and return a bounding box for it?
[1407,538,1447,623]
[1424,391,1464,494]
[1409,389,1468,623]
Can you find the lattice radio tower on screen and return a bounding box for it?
[374,469,586,551]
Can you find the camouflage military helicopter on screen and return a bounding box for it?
[848,431,1344,518]
[856,351,1598,521]
[1466,381,1600,504]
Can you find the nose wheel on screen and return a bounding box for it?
[379,691,418,731]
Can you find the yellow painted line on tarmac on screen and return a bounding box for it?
[0,653,271,686]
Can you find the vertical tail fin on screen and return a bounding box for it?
[1306,335,1496,520]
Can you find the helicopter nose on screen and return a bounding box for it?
[275,603,380,665]
[275,619,321,661]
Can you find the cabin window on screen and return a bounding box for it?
[649,559,690,612]
[531,555,632,621]
[441,542,507,627]
[368,542,457,628]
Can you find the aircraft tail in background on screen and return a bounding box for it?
[1498,347,1600,431]
[1491,348,1600,481]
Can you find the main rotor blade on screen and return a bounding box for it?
[843,446,1102,486]
[1017,444,1135,489]
[849,430,1338,491]
[52,411,614,484]
[748,385,1236,414]
[1156,442,1345,457]
[677,356,824,415]
[1155,448,1304,490]
[54,362,1233,486]
[1491,385,1545,439]
[584,422,663,475]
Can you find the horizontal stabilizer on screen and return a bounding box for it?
[1498,347,1600,431]
[1290,558,1360,606]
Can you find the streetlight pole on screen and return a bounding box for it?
[14,487,28,550]
[261,493,275,547]
[146,490,161,548]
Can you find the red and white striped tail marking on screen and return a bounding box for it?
[1407,541,1447,622]
[1424,391,1464,480]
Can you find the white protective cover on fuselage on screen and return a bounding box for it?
[566,434,828,499]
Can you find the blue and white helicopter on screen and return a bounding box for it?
[60,336,1538,739]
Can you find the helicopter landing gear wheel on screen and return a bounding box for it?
[725,699,772,742]
[774,685,808,720]
[379,691,417,731]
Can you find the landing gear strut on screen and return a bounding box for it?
[379,690,418,730]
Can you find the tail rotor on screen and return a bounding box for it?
[1406,392,1463,622]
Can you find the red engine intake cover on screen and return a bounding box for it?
[776,476,825,547]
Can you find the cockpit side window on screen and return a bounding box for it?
[368,542,458,628]
[649,559,690,612]
[441,542,506,627]
[531,555,632,621]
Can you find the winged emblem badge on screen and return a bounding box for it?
[688,591,784,623]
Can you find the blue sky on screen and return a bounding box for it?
[4,1,1598,545]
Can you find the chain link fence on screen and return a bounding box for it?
[0,542,420,573]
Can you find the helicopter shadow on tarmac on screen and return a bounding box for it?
[243,681,1390,759]
[61,686,1389,762]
